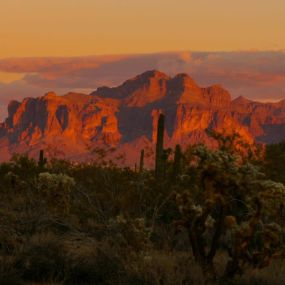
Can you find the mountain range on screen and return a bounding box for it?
[1,70,285,166]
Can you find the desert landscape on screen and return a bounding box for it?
[1,1,285,284]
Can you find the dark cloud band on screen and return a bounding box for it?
[0,51,285,119]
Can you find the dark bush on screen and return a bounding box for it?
[16,234,66,282]
[67,247,124,285]
[0,257,23,285]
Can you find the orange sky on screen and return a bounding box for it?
[0,0,284,58]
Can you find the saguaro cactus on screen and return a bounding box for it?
[155,113,165,179]
[173,144,182,179]
[38,149,47,169]
[139,149,144,173]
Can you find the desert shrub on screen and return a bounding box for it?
[48,158,74,175]
[38,172,75,214]
[0,256,23,285]
[16,233,67,282]
[67,244,125,285]
[105,215,151,252]
[123,251,204,285]
[263,141,285,184]
[232,259,285,285]
[0,134,284,285]
[5,154,38,184]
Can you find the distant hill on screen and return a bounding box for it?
[1,70,285,165]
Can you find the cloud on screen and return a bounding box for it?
[0,51,285,120]
[0,80,92,120]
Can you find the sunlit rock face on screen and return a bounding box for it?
[1,70,285,165]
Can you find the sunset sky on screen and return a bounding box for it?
[0,0,285,118]
[1,0,284,58]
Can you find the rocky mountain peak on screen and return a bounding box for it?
[1,70,285,165]
[232,95,252,105]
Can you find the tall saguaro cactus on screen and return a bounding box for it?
[155,113,165,179]
[38,149,47,169]
[139,149,144,173]
[173,144,182,179]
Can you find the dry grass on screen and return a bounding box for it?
[233,259,285,285]
[1,231,285,285]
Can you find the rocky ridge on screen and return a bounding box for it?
[1,70,285,165]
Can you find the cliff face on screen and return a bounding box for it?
[1,70,285,164]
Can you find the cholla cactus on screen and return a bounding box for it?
[206,129,263,161]
[173,142,285,282]
[107,215,151,252]
[38,172,75,214]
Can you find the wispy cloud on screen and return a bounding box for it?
[0,51,285,119]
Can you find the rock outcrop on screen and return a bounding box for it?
[1,70,285,165]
